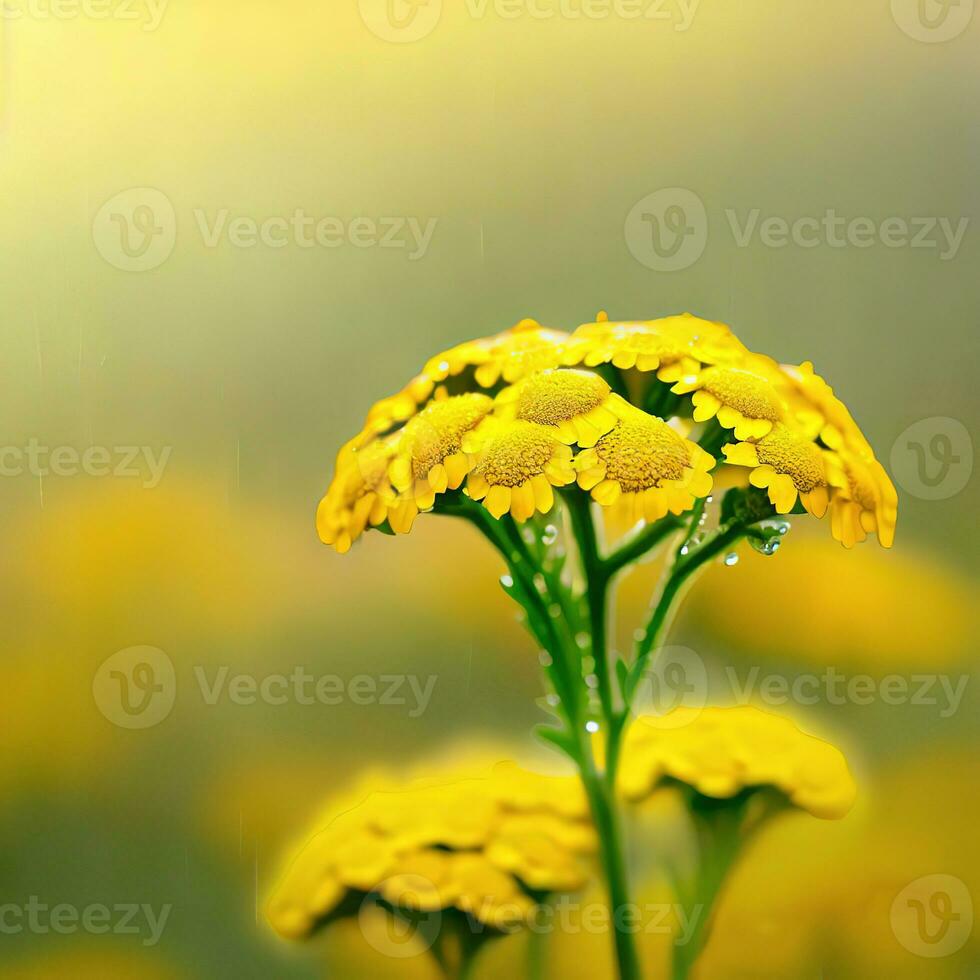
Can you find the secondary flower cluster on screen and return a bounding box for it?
[317,314,897,553]
[267,761,597,939]
[618,705,857,820]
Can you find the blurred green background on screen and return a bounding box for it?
[0,1,977,977]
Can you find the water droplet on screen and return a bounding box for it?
[549,604,562,618]
[633,628,646,642]
[585,721,600,733]
[539,651,553,666]
[533,573,547,592]
[510,551,522,564]
[576,632,591,649]
[724,552,739,566]
[546,694,559,706]
[500,574,514,589]
[522,527,535,545]
[585,675,599,689]
[679,545,690,556]
[750,537,781,556]
[542,524,559,545]
[581,656,596,673]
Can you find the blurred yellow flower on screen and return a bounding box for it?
[268,759,596,940]
[689,526,975,670]
[618,706,857,820]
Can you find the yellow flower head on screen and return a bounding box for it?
[831,450,898,549]
[267,761,596,940]
[387,393,494,533]
[564,313,746,377]
[671,363,787,440]
[316,436,398,553]
[575,409,715,522]
[723,422,844,517]
[618,705,857,820]
[319,312,897,550]
[464,419,576,522]
[424,318,571,389]
[495,368,632,447]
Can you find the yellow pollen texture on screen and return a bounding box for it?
[406,394,492,479]
[517,371,609,425]
[596,417,689,492]
[756,425,825,492]
[476,422,556,487]
[703,367,782,419]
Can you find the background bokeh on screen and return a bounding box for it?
[0,1,977,977]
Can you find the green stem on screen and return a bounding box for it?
[631,522,747,690]
[576,745,642,980]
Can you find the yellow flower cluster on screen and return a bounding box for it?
[618,705,857,820]
[267,761,597,939]
[318,314,896,551]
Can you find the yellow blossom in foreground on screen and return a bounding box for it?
[494,368,632,447]
[671,362,787,440]
[618,706,857,820]
[575,408,715,521]
[318,312,897,549]
[387,392,494,533]
[723,422,844,517]
[267,761,596,940]
[464,419,576,521]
